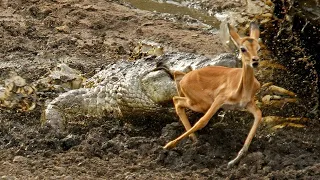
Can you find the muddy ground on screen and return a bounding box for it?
[0,0,319,179]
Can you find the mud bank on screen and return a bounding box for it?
[0,0,319,179]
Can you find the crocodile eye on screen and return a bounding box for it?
[240,47,247,53]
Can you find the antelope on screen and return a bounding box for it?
[164,22,262,168]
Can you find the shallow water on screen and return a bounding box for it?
[122,0,220,27]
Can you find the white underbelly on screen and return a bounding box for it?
[221,101,248,110]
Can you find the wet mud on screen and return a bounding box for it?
[0,0,319,179]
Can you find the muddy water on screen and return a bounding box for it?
[122,0,220,27]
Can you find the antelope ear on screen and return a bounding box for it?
[250,22,260,39]
[227,23,241,47]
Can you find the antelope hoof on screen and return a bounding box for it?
[227,154,243,168]
[163,141,177,149]
[189,133,198,142]
[227,146,248,168]
[227,158,238,168]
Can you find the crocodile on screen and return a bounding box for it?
[44,52,238,130]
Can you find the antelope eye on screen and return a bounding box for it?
[240,47,247,53]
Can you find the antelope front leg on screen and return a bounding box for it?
[228,101,262,168]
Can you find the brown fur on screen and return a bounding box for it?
[164,22,262,168]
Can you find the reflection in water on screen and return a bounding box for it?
[122,0,220,27]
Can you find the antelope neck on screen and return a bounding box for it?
[235,62,255,97]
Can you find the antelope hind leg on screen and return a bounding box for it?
[164,98,223,149]
[164,96,197,149]
[173,71,186,97]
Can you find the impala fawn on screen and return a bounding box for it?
[164,22,262,168]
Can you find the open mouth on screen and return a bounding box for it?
[252,62,259,68]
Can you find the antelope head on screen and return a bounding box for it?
[228,22,260,68]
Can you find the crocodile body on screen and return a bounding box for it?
[45,52,237,130]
